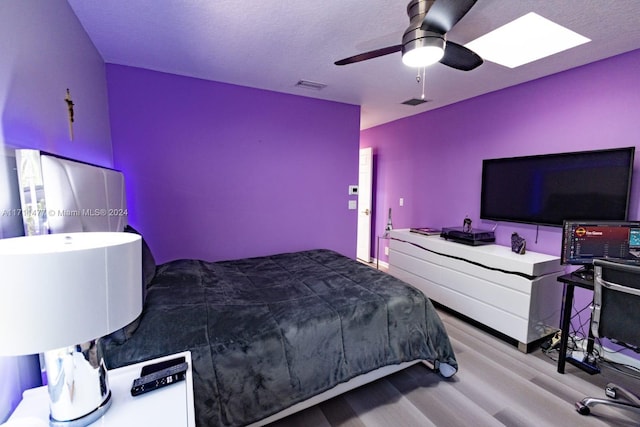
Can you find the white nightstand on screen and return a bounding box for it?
[5,351,195,426]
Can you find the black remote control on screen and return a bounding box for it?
[141,356,186,376]
[130,362,188,396]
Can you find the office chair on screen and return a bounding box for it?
[576,259,640,416]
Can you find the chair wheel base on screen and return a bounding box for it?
[575,401,591,415]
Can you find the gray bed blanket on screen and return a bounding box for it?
[101,249,457,426]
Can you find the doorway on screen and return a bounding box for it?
[356,147,373,262]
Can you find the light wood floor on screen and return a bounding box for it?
[268,308,640,427]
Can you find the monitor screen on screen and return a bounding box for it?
[481,147,635,227]
[561,220,640,266]
[630,228,640,251]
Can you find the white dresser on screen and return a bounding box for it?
[388,229,564,352]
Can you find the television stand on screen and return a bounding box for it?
[388,229,563,352]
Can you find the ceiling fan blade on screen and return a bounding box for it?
[335,45,402,66]
[439,41,483,71]
[421,0,477,34]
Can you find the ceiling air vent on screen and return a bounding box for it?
[295,80,327,90]
[402,98,430,106]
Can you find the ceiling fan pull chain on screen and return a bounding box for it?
[421,66,426,99]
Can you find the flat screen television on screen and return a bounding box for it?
[480,147,635,227]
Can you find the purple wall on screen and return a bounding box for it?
[362,48,640,360]
[363,48,640,261]
[108,65,361,264]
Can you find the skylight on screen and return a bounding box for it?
[465,12,591,68]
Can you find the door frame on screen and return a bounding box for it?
[356,147,373,262]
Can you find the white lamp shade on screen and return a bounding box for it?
[0,232,142,356]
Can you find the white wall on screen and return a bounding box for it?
[0,0,113,421]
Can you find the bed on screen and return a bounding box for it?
[16,150,458,427]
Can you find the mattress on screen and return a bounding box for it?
[101,249,457,426]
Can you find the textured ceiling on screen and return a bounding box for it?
[67,0,640,129]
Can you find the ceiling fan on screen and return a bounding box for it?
[335,0,483,71]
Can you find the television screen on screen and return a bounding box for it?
[560,220,640,266]
[480,147,635,227]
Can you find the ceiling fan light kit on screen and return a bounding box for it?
[402,35,445,67]
[335,0,482,71]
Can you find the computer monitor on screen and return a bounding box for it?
[561,220,640,271]
[629,227,640,253]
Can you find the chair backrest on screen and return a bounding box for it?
[592,259,640,349]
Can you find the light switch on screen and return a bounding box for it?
[399,198,404,207]
[349,185,358,195]
[348,200,357,210]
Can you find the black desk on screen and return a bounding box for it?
[556,272,597,374]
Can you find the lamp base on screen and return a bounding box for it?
[44,342,112,426]
[49,391,112,427]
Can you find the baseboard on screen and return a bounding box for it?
[373,258,389,270]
